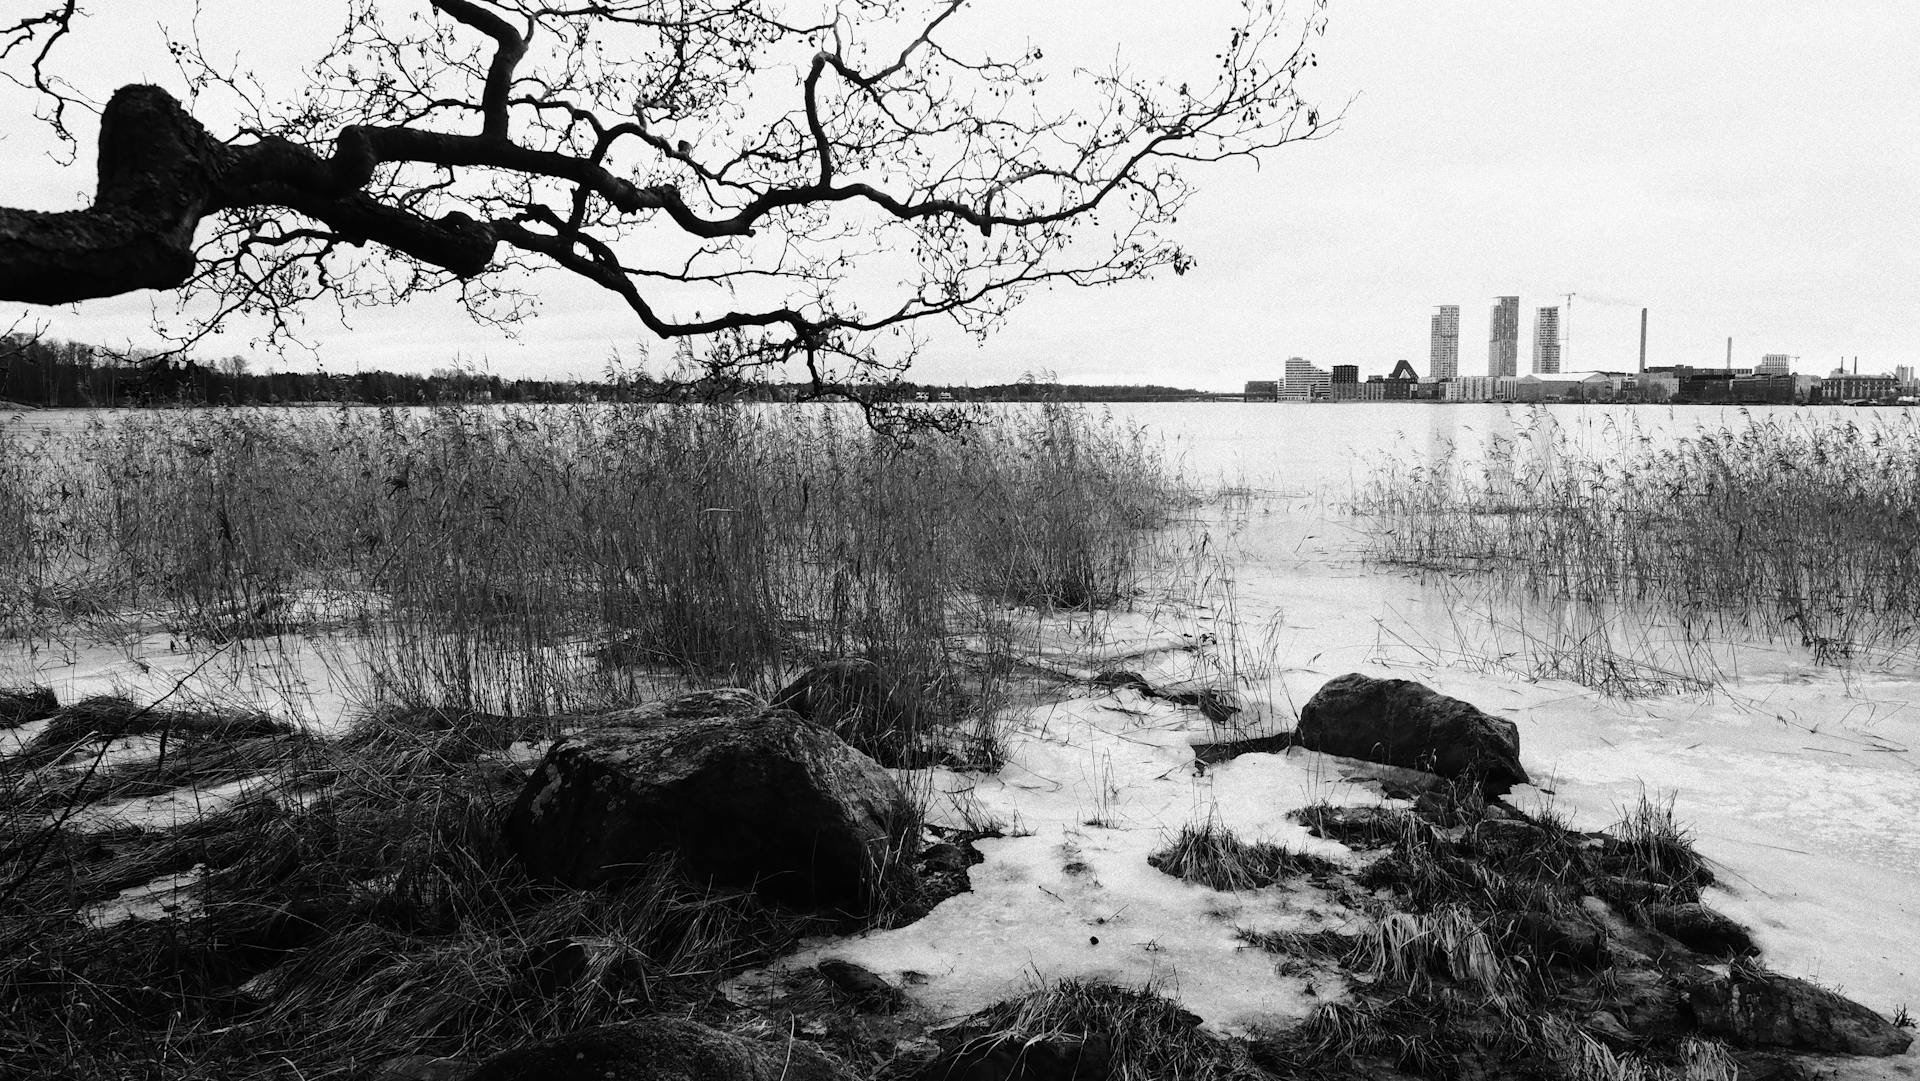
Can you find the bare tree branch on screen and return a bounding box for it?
[0,0,1338,387]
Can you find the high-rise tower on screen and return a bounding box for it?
[1429,305,1460,381]
[1489,296,1519,377]
[1533,306,1561,374]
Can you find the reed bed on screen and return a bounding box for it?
[0,401,1192,1079]
[1357,411,1920,679]
[0,401,1187,757]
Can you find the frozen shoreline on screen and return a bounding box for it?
[5,452,1916,1061]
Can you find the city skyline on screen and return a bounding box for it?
[1267,296,1839,385]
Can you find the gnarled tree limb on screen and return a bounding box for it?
[0,0,1337,384]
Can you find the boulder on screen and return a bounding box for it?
[503,689,917,915]
[1289,804,1406,849]
[1606,964,1690,1038]
[817,957,905,1012]
[1295,674,1529,795]
[1644,902,1756,958]
[1686,961,1913,1056]
[1515,910,1608,969]
[470,1018,848,1081]
[1191,732,1294,766]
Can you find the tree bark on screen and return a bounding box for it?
[0,85,210,303]
[0,84,497,305]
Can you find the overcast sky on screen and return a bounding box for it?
[6,1,1917,389]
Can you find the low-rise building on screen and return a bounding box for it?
[1516,371,1630,401]
[1330,364,1362,401]
[1729,374,1796,404]
[1822,373,1898,403]
[1355,375,1413,401]
[1444,375,1525,402]
[1627,372,1679,402]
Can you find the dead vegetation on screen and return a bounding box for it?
[1358,413,1920,682]
[0,702,844,1080]
[1250,784,1763,1081]
[1147,817,1341,892]
[902,978,1267,1081]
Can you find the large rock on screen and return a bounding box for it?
[470,1018,847,1081]
[1645,902,1756,958]
[1686,961,1914,1056]
[503,689,917,915]
[1295,674,1529,795]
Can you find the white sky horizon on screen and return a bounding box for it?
[4,1,1915,391]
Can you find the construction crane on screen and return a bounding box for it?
[1562,292,1576,369]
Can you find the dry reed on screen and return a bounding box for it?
[1358,411,1920,682]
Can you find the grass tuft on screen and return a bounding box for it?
[1355,907,1520,1010]
[926,978,1264,1081]
[1602,793,1714,903]
[1147,817,1339,892]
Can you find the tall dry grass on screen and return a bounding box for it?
[0,401,1191,1080]
[1357,411,1920,678]
[0,401,1186,758]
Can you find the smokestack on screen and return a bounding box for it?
[1639,309,1648,372]
[1726,337,1733,371]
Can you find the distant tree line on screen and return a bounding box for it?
[944,381,1206,402]
[0,333,1205,409]
[0,333,613,407]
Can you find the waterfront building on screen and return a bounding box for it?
[1445,375,1524,402]
[1629,372,1679,402]
[1822,373,1898,403]
[1533,307,1561,374]
[1517,370,1625,401]
[1243,380,1278,401]
[1355,375,1413,401]
[1329,364,1361,401]
[1282,356,1330,401]
[1488,296,1519,377]
[1756,353,1792,376]
[1429,306,1460,381]
[1729,374,1796,404]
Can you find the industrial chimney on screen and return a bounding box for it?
[1639,309,1648,372]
